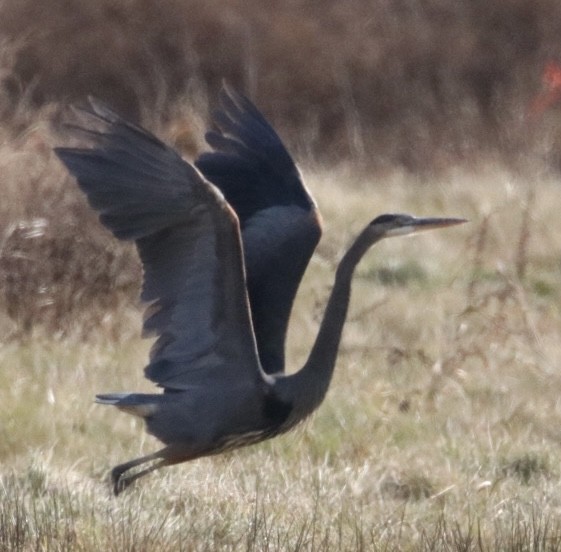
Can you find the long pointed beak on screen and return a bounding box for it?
[409,217,468,232]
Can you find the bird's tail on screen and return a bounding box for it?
[96,393,160,418]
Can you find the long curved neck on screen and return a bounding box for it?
[289,226,382,417]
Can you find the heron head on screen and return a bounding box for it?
[368,213,467,239]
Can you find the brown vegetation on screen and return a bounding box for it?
[1,0,561,168]
[9,0,557,338]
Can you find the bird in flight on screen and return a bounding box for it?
[55,86,465,495]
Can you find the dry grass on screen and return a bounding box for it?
[2,118,561,548]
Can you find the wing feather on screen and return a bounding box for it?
[196,86,322,374]
[55,99,262,390]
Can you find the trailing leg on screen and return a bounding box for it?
[111,449,168,495]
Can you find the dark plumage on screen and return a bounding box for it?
[55,87,465,494]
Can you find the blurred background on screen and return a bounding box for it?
[2,0,561,337]
[1,0,561,171]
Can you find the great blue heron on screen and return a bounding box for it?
[55,87,465,495]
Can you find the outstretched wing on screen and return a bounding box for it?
[196,87,322,375]
[55,98,262,391]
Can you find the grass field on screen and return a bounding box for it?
[2,146,561,549]
[3,1,561,548]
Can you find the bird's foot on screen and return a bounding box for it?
[111,466,132,496]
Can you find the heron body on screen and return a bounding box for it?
[55,87,465,494]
